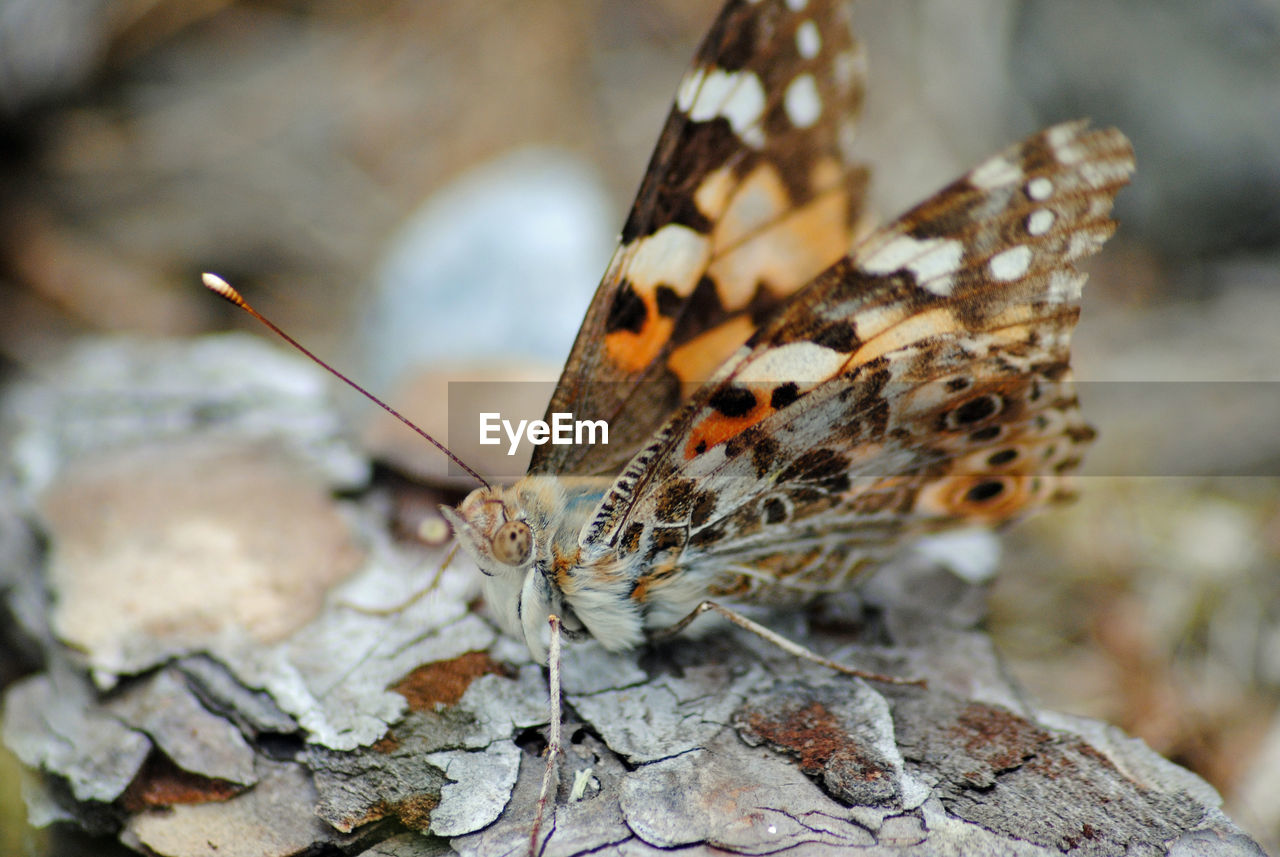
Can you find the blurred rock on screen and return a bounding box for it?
[0,0,107,117]
[1015,0,1280,258]
[359,148,613,485]
[363,148,612,387]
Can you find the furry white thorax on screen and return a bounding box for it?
[441,475,648,664]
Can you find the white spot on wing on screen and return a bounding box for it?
[860,234,965,297]
[785,0,809,10]
[1047,269,1084,303]
[720,74,767,146]
[1027,208,1055,236]
[1026,177,1053,201]
[784,73,822,129]
[1046,123,1087,163]
[686,69,736,120]
[676,68,703,113]
[1067,229,1105,261]
[1079,158,1133,189]
[627,223,711,296]
[989,245,1032,281]
[968,155,1022,189]
[737,341,847,386]
[1088,195,1113,218]
[833,47,865,91]
[796,20,821,59]
[678,67,767,147]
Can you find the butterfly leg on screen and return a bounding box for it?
[528,613,564,857]
[651,601,924,687]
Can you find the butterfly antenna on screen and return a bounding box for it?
[201,272,490,489]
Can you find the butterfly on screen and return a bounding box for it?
[439,0,1133,672]
[200,0,1134,849]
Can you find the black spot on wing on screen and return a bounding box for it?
[644,526,687,561]
[1032,361,1071,382]
[948,394,1001,427]
[621,119,738,243]
[987,449,1018,467]
[654,478,698,523]
[970,425,1002,442]
[770,382,800,410]
[724,424,765,461]
[606,281,647,334]
[751,435,781,478]
[763,497,787,524]
[811,322,858,353]
[1067,424,1097,444]
[709,386,758,418]
[655,284,683,318]
[690,491,717,527]
[690,522,724,548]
[779,448,850,484]
[965,480,1005,503]
[619,522,645,556]
[1055,458,1083,473]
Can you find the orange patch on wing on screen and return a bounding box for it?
[667,314,755,385]
[683,397,770,460]
[914,475,1044,526]
[604,292,675,374]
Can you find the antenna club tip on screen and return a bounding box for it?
[201,272,245,305]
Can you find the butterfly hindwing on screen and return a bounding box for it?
[584,121,1134,599]
[531,0,870,477]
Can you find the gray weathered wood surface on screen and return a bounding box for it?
[0,337,1266,857]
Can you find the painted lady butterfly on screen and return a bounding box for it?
[427,2,1132,844]
[438,0,1133,669]
[210,0,1133,847]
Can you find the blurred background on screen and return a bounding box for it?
[0,0,1277,853]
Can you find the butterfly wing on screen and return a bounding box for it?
[581,121,1134,601]
[530,0,870,477]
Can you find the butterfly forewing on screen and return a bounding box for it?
[583,121,1134,601]
[532,0,870,477]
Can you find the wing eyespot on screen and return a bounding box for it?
[987,448,1018,467]
[970,425,1002,443]
[947,394,1003,428]
[965,480,1006,504]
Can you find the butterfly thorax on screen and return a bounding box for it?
[442,475,653,664]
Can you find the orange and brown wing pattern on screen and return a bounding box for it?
[582,122,1134,591]
[530,0,869,477]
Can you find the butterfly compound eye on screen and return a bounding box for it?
[492,520,533,566]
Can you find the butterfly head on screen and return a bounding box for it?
[442,485,536,577]
[441,483,561,661]
[441,477,624,663]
